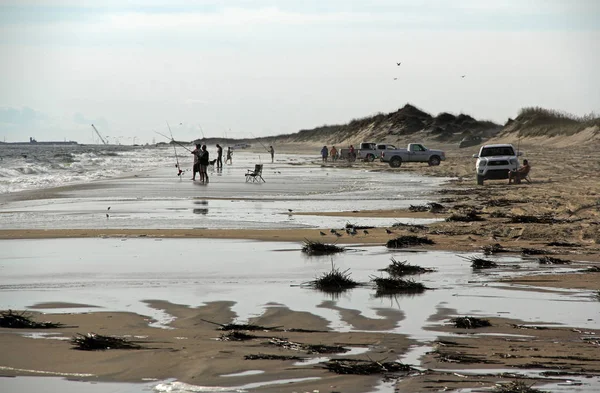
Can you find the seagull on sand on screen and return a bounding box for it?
[107,207,111,211]
[288,209,293,213]
[330,229,337,234]
[363,229,369,235]
[335,232,342,237]
[320,231,326,236]
[106,213,109,219]
[385,228,393,235]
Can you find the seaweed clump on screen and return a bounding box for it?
[466,256,498,269]
[452,316,492,329]
[493,380,548,393]
[244,353,305,361]
[378,258,436,276]
[302,239,345,256]
[322,359,413,375]
[268,337,348,354]
[386,235,434,249]
[218,331,258,341]
[71,333,144,351]
[303,263,361,293]
[482,243,504,255]
[0,310,65,329]
[446,210,485,222]
[538,256,570,265]
[371,276,428,296]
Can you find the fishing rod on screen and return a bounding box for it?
[166,122,183,177]
[250,132,270,153]
[154,130,193,153]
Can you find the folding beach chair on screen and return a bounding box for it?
[245,164,265,183]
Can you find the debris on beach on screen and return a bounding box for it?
[267,337,348,354]
[244,353,305,361]
[322,358,413,375]
[371,276,428,296]
[345,223,374,230]
[391,222,427,231]
[303,263,361,293]
[200,319,281,331]
[451,316,492,329]
[493,380,549,393]
[538,256,571,265]
[586,266,600,272]
[521,248,551,255]
[219,331,258,341]
[71,333,144,351]
[386,235,435,248]
[378,258,436,276]
[490,211,510,218]
[547,241,579,247]
[409,202,446,213]
[434,350,496,364]
[482,243,505,255]
[509,214,567,224]
[446,210,485,222]
[485,198,529,207]
[466,256,498,269]
[0,310,65,329]
[301,239,345,256]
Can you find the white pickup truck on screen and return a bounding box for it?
[472,143,522,185]
[380,143,446,168]
[357,142,397,162]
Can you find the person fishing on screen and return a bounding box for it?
[330,146,338,161]
[269,145,274,163]
[216,144,223,169]
[226,147,233,164]
[191,143,201,181]
[199,144,209,183]
[321,146,329,162]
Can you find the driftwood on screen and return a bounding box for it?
[386,235,434,249]
[219,331,259,341]
[378,258,436,276]
[302,239,345,256]
[0,310,65,329]
[322,359,413,375]
[451,316,492,329]
[71,333,144,351]
[521,248,551,255]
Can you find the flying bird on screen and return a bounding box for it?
[107,207,111,211]
[394,78,398,80]
[288,209,293,213]
[396,62,401,66]
[461,75,466,78]
[320,231,326,236]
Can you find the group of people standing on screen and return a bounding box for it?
[190,143,234,183]
[320,145,339,162]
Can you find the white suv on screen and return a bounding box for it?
[473,144,522,185]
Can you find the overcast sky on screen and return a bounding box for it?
[1,0,599,144]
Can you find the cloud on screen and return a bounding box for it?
[0,106,47,125]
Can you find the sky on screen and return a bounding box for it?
[1,0,599,144]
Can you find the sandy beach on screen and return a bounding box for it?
[1,142,600,392]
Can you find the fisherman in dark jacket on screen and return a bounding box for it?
[199,145,209,183]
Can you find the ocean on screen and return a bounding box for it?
[0,144,175,194]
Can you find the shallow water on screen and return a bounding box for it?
[1,238,599,392]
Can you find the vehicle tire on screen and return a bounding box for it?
[477,175,484,185]
[428,155,441,166]
[389,156,402,168]
[365,154,375,162]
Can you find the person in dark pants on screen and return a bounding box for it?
[216,144,223,169]
[191,143,201,180]
[199,145,209,183]
[226,147,233,165]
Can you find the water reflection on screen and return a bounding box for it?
[192,200,209,215]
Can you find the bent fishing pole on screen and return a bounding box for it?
[154,130,193,177]
[166,122,183,177]
[250,132,270,153]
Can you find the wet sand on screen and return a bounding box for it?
[1,142,600,392]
